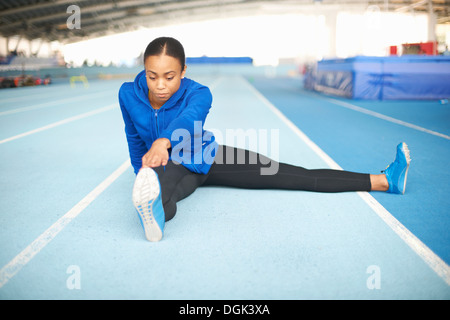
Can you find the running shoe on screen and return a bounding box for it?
[382,142,411,194]
[132,168,165,241]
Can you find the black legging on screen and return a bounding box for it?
[152,145,371,221]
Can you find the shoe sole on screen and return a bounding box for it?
[399,142,411,195]
[132,168,163,242]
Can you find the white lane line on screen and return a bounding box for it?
[314,94,450,140]
[0,104,118,144]
[241,76,450,286]
[208,77,223,91]
[0,159,131,288]
[0,91,113,116]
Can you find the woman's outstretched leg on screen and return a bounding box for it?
[203,144,410,194]
[370,174,389,191]
[204,146,371,192]
[132,143,410,242]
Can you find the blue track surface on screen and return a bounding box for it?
[248,76,450,265]
[0,71,449,299]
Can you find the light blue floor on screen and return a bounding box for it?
[249,76,450,266]
[0,72,449,299]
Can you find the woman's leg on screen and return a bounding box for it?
[203,145,373,192]
[153,162,208,221]
[135,144,405,241]
[370,174,389,191]
[153,145,388,221]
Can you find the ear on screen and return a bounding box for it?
[181,65,187,79]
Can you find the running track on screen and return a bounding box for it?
[0,69,448,299]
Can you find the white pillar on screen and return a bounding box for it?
[325,11,337,58]
[427,0,436,41]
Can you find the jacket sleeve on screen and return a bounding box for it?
[159,86,212,142]
[119,86,148,174]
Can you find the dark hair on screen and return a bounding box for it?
[143,37,185,70]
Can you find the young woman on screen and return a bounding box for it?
[119,37,411,242]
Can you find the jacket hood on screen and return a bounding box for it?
[133,69,188,110]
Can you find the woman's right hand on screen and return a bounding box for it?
[141,138,171,169]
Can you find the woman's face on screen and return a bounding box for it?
[144,54,186,109]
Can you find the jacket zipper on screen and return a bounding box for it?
[154,110,159,137]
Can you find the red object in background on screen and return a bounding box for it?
[420,41,438,55]
[402,41,438,55]
[390,46,398,55]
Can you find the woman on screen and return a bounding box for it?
[119,37,411,242]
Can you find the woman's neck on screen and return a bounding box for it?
[148,92,163,110]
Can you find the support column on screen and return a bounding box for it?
[427,0,436,41]
[325,10,337,58]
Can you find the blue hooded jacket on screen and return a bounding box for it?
[118,70,218,175]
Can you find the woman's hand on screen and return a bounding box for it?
[141,138,171,169]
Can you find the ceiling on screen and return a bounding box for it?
[0,0,449,44]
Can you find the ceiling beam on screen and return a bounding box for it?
[0,0,449,42]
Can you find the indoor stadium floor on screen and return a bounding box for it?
[0,68,449,299]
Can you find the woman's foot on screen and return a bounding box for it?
[382,142,411,194]
[132,168,165,241]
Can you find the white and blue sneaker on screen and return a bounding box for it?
[382,142,411,194]
[132,168,165,242]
